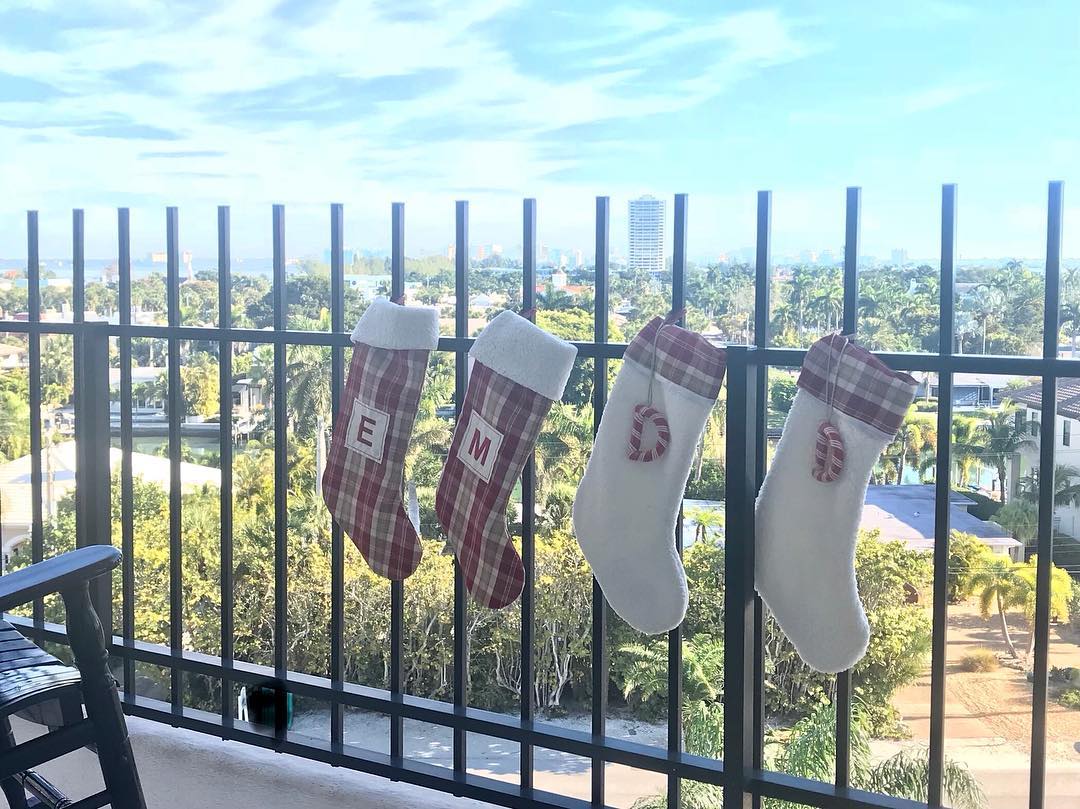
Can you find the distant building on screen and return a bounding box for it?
[343,274,392,298]
[628,195,665,273]
[550,269,568,290]
[322,248,357,265]
[891,248,909,265]
[917,373,1025,410]
[0,343,27,369]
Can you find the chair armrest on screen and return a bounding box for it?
[0,546,121,613]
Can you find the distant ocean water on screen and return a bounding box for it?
[0,257,277,280]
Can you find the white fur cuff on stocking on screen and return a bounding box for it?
[755,334,917,673]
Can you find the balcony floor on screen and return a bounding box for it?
[10,715,491,809]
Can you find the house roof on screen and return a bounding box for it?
[860,484,1020,552]
[1007,379,1080,419]
[0,442,220,544]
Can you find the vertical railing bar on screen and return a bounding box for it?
[72,210,86,552]
[389,202,406,764]
[27,211,44,637]
[666,192,687,809]
[835,185,861,788]
[272,204,289,741]
[751,190,773,808]
[591,195,610,808]
[72,209,85,325]
[453,200,469,780]
[928,183,957,805]
[166,206,183,715]
[1029,180,1063,809]
[218,206,235,730]
[329,203,346,753]
[520,197,537,794]
[722,345,759,809]
[842,187,860,335]
[118,208,136,703]
[75,325,112,622]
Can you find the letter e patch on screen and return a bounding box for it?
[457,410,503,483]
[345,399,390,463]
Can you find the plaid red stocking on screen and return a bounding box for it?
[436,311,576,608]
[322,297,439,581]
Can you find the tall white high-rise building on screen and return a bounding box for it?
[628,195,665,273]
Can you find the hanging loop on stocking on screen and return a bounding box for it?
[811,334,851,483]
[626,312,681,463]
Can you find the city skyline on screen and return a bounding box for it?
[0,2,1077,260]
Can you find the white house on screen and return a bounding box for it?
[1008,379,1080,538]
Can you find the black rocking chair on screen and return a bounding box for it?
[0,546,146,808]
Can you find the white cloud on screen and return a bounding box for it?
[0,1,818,254]
[900,81,991,114]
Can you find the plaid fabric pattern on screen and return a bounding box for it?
[436,362,553,609]
[624,316,727,400]
[322,342,430,581]
[797,334,918,437]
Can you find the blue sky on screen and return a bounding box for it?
[0,0,1077,262]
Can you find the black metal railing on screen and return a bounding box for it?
[0,181,1068,809]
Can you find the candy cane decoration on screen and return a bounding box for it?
[628,403,671,462]
[812,420,845,482]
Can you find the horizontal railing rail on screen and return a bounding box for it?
[0,182,1067,809]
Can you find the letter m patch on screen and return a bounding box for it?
[457,410,503,483]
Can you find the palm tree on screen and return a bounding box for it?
[684,507,724,543]
[693,398,725,484]
[1059,301,1080,356]
[969,555,1024,658]
[967,405,1033,505]
[1017,463,1080,507]
[535,402,593,495]
[631,700,984,809]
[811,277,844,333]
[951,416,985,487]
[1009,556,1073,661]
[618,634,723,707]
[886,409,936,485]
[0,389,30,462]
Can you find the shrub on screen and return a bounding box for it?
[1070,579,1080,633]
[684,458,725,500]
[1059,688,1080,710]
[993,500,1038,545]
[958,649,999,673]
